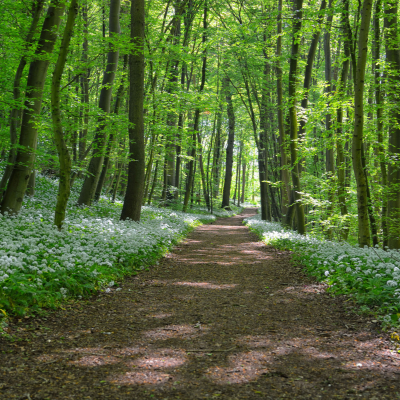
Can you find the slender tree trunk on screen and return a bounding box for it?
[384,1,400,249]
[183,3,207,212]
[221,77,235,210]
[373,0,388,247]
[298,0,327,142]
[276,0,290,216]
[241,163,246,203]
[94,54,128,202]
[1,1,66,215]
[288,0,306,234]
[336,6,351,239]
[147,159,159,205]
[79,5,90,165]
[77,0,121,206]
[0,0,45,200]
[51,0,79,229]
[197,131,210,210]
[324,0,334,237]
[352,0,373,247]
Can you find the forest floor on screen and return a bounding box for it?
[1,208,400,399]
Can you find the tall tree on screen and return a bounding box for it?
[352,0,374,247]
[288,0,306,234]
[77,0,121,206]
[120,0,146,221]
[51,0,79,229]
[1,0,66,215]
[384,0,400,249]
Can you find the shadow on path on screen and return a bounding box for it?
[1,208,399,399]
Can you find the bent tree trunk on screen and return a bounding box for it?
[51,0,79,229]
[120,0,146,221]
[77,0,121,206]
[0,1,66,215]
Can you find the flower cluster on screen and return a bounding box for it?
[244,213,400,328]
[0,175,217,316]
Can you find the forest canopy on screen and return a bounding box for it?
[0,0,399,250]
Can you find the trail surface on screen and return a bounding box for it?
[1,208,400,399]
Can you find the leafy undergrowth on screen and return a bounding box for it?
[0,175,241,325]
[244,214,400,330]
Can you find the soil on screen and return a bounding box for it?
[1,208,400,399]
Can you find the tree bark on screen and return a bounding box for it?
[51,0,79,229]
[1,1,66,215]
[121,0,146,221]
[94,54,128,202]
[373,0,388,247]
[77,0,121,206]
[352,0,373,247]
[288,0,306,234]
[384,0,400,249]
[276,0,290,216]
[0,0,45,201]
[221,77,235,210]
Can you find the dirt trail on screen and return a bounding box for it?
[1,208,400,399]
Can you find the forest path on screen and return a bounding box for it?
[1,208,400,399]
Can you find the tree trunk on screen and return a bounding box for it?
[221,77,235,210]
[241,163,246,203]
[94,54,128,202]
[288,0,306,234]
[336,5,351,239]
[324,0,334,236]
[51,0,79,229]
[77,0,121,206]
[352,0,373,247]
[183,3,207,213]
[384,1,400,249]
[373,0,388,247]
[0,0,45,201]
[1,1,66,215]
[121,0,146,221]
[147,159,159,205]
[276,0,290,216]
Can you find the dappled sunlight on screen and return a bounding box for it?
[69,355,120,367]
[110,371,172,386]
[127,350,186,369]
[206,351,271,384]
[62,346,105,355]
[143,324,209,340]
[173,281,237,289]
[147,312,174,319]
